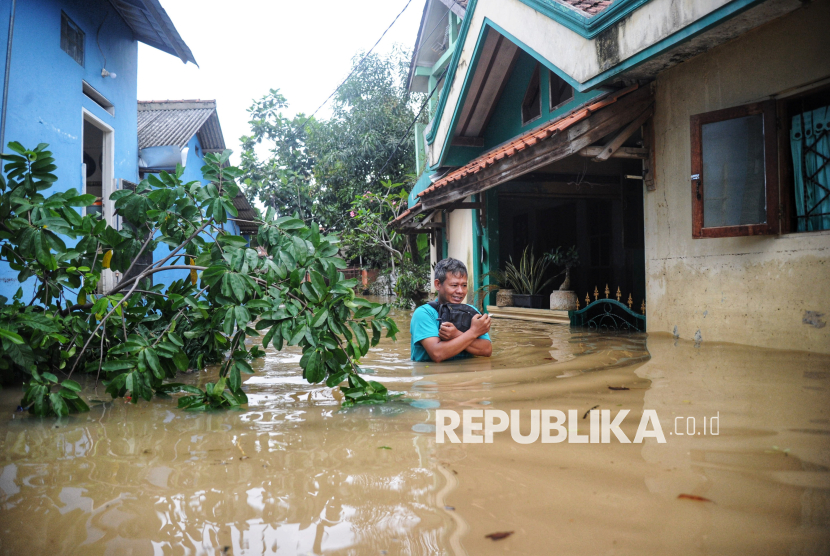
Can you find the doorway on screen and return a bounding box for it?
[82,110,115,291]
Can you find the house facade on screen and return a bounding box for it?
[0,0,196,299]
[394,0,830,353]
[136,99,257,290]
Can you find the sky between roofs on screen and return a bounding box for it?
[138,0,424,165]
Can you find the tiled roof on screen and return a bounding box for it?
[137,100,225,151]
[417,83,638,200]
[559,0,614,16]
[390,207,414,226]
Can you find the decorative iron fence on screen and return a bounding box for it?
[568,284,646,332]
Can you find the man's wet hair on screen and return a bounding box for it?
[434,258,468,284]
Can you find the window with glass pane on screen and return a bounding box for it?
[690,101,778,238]
[61,12,84,67]
[701,115,766,227]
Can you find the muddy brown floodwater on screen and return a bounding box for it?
[1,300,829,555]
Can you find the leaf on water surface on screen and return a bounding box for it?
[485,532,514,541]
[608,386,630,391]
[378,446,392,450]
[677,494,713,503]
[583,405,599,419]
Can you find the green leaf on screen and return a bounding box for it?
[311,308,328,328]
[325,371,349,387]
[0,328,24,344]
[349,322,370,357]
[49,393,69,416]
[229,365,241,392]
[66,194,96,207]
[304,351,325,383]
[144,348,163,379]
[61,379,82,392]
[172,351,189,372]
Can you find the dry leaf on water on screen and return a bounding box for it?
[678,494,713,503]
[608,386,630,391]
[485,531,514,541]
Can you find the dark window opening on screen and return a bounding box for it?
[690,100,778,238]
[521,64,541,125]
[61,12,84,67]
[781,88,830,233]
[550,71,574,111]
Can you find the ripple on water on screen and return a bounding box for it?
[0,301,827,554]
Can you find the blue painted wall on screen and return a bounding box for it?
[0,0,139,300]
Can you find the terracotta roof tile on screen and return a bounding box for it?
[417,84,638,199]
[560,0,614,16]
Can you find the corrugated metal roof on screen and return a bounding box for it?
[137,100,226,151]
[233,194,258,233]
[417,84,638,199]
[108,0,197,65]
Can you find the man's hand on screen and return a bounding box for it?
[439,322,462,341]
[470,314,491,336]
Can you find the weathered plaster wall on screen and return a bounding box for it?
[428,0,746,167]
[647,1,830,353]
[446,203,476,303]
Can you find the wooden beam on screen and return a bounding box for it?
[451,136,485,147]
[420,86,654,209]
[592,106,654,161]
[577,146,649,159]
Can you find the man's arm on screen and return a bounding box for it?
[421,315,491,362]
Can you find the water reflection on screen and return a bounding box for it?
[0,304,827,555]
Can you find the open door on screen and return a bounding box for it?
[82,110,116,292]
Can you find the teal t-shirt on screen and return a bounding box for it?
[410,303,491,362]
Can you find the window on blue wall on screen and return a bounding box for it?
[61,12,84,67]
[550,71,573,111]
[521,64,542,126]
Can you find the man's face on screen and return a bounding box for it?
[435,272,468,304]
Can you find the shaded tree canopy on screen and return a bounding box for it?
[239,47,424,267]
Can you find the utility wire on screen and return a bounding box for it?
[287,0,415,142]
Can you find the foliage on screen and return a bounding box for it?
[0,142,400,417]
[544,246,579,269]
[240,48,423,240]
[342,181,411,270]
[502,247,555,295]
[544,245,579,291]
[393,258,430,307]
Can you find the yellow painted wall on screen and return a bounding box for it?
[647,1,830,353]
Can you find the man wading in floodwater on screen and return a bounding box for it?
[411,258,492,362]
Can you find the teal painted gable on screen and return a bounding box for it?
[438,48,606,171]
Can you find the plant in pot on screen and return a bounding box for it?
[544,246,579,310]
[503,247,554,309]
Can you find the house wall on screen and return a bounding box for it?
[427,0,796,168]
[0,0,139,300]
[646,0,830,353]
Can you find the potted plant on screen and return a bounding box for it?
[544,246,579,310]
[503,247,554,309]
[473,270,513,309]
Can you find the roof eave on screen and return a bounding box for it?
[109,0,197,66]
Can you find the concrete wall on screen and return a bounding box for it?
[445,202,477,303]
[428,0,759,167]
[0,0,139,300]
[646,1,830,353]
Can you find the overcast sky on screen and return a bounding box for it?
[137,0,424,164]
